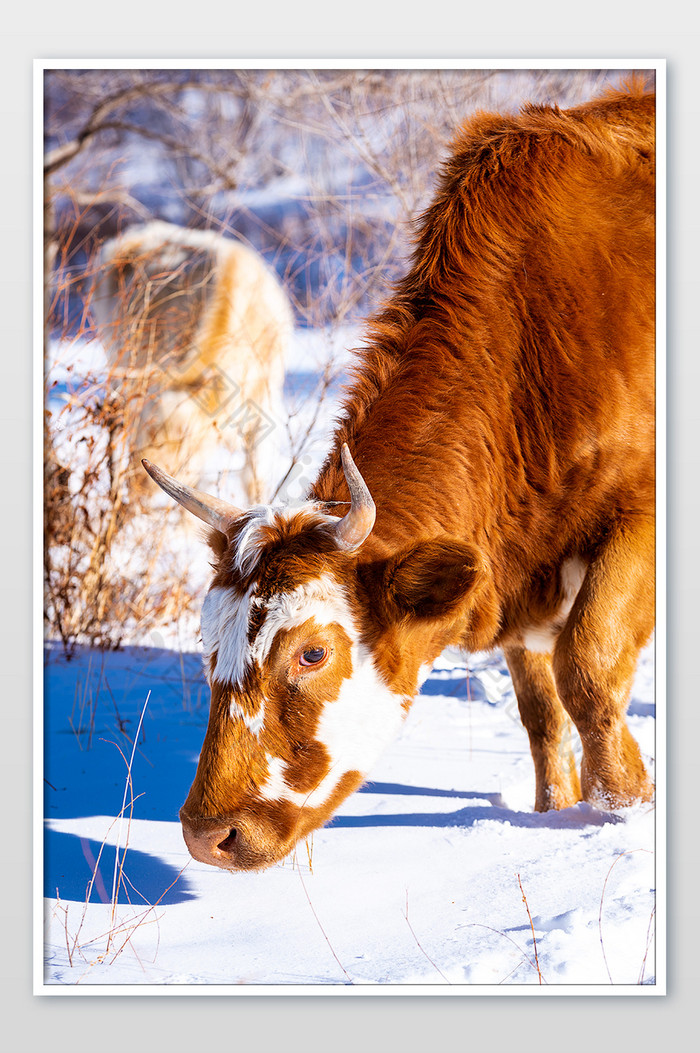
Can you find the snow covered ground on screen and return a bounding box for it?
[41,633,657,990]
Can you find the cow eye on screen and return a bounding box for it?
[299,647,327,667]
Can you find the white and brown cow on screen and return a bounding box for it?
[93,220,293,504]
[144,83,656,871]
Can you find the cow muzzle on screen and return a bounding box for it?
[179,810,283,872]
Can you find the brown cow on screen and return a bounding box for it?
[144,82,656,871]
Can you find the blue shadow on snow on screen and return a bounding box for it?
[44,826,195,905]
[359,780,503,801]
[328,806,624,831]
[332,782,625,832]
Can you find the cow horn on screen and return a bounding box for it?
[332,443,376,552]
[141,459,243,534]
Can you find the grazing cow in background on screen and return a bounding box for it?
[93,220,293,504]
[144,83,656,871]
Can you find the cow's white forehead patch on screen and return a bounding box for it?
[232,505,279,578]
[201,572,356,689]
[250,573,357,666]
[232,503,339,579]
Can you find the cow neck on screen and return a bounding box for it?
[313,431,493,567]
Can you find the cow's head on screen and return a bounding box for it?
[144,446,489,870]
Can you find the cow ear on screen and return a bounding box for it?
[383,539,486,621]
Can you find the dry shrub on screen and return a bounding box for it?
[44,246,201,655]
[44,398,198,656]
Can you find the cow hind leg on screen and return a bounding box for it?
[552,517,655,810]
[504,645,581,811]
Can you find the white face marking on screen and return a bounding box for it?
[201,572,357,689]
[250,573,357,666]
[259,754,305,803]
[522,556,588,654]
[202,504,350,688]
[257,641,407,809]
[201,583,257,687]
[229,698,266,736]
[233,503,338,579]
[232,506,279,577]
[314,641,407,778]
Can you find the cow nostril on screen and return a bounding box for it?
[217,828,238,854]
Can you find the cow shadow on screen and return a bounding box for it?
[44,826,195,906]
[358,780,504,801]
[419,676,493,700]
[333,780,625,831]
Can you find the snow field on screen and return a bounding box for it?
[42,639,656,989]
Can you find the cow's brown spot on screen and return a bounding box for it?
[284,740,332,794]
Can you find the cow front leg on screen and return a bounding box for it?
[504,645,581,811]
[552,517,655,809]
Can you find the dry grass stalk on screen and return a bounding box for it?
[51,693,191,979]
[403,889,452,983]
[295,866,353,985]
[598,848,654,985]
[517,872,543,984]
[45,248,199,653]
